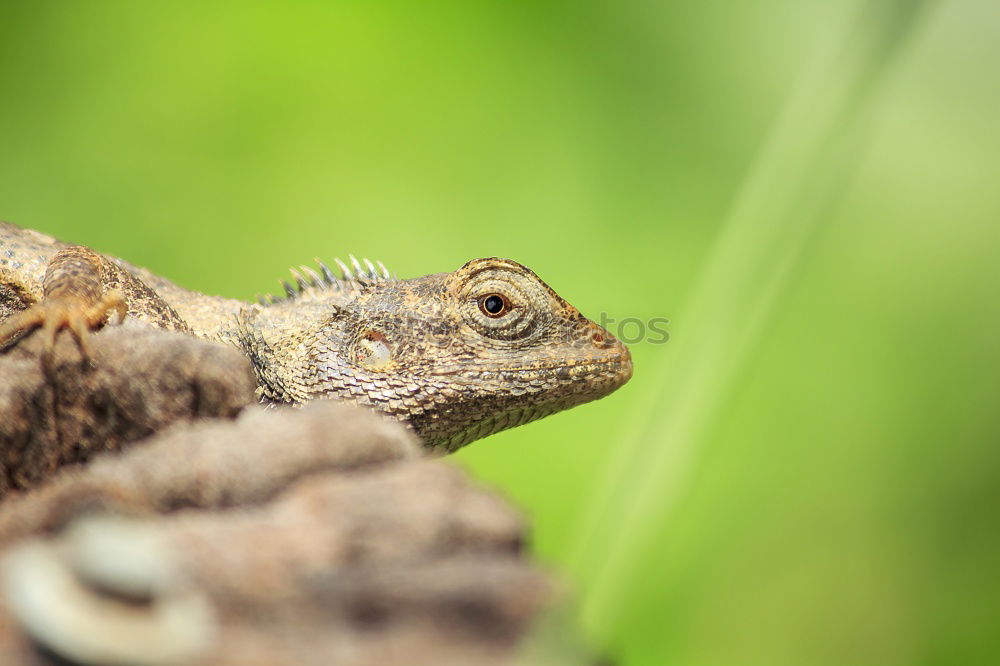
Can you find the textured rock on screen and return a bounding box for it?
[0,401,420,544]
[0,327,554,666]
[0,323,257,497]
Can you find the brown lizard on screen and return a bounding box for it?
[0,222,632,451]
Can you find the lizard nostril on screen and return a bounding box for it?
[591,329,615,348]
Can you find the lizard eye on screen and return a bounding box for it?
[478,293,510,318]
[460,266,545,341]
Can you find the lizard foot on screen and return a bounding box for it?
[0,289,127,362]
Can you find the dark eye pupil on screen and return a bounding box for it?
[483,294,505,315]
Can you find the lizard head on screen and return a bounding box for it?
[245,257,632,451]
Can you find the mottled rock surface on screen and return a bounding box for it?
[0,323,257,497]
[0,326,553,666]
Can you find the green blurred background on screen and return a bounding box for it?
[2,1,997,664]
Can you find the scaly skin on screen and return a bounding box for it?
[0,222,632,450]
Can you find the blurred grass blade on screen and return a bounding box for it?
[567,0,934,640]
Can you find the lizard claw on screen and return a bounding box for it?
[0,289,127,363]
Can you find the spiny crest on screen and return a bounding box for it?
[257,254,394,305]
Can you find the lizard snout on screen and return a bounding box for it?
[586,321,633,386]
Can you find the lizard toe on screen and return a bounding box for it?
[0,306,47,350]
[1,293,123,364]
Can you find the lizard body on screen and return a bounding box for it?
[0,222,632,451]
